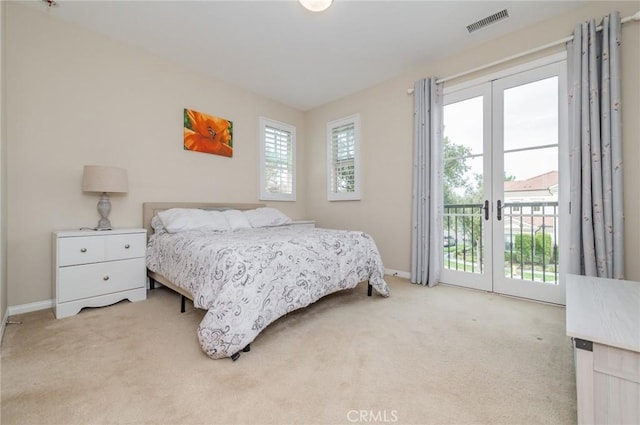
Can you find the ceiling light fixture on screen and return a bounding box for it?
[299,0,333,12]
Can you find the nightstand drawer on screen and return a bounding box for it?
[105,233,146,261]
[58,236,105,266]
[57,258,145,303]
[53,228,147,318]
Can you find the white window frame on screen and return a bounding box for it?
[259,117,296,202]
[441,53,568,305]
[327,114,361,201]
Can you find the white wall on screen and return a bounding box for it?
[5,1,640,310]
[1,0,8,325]
[305,1,640,280]
[5,3,306,306]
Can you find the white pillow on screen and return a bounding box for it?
[157,208,230,233]
[221,209,252,231]
[243,207,292,228]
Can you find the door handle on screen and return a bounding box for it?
[497,200,502,221]
[483,200,489,221]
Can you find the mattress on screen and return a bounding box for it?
[146,223,390,359]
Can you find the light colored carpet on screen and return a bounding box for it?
[1,277,576,425]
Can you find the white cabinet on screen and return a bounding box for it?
[566,274,640,424]
[53,228,147,319]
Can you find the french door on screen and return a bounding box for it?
[440,60,567,305]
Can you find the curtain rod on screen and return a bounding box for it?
[407,10,640,94]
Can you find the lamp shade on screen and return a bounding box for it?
[299,0,333,12]
[82,165,128,193]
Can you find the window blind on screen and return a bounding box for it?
[264,125,293,194]
[330,122,355,193]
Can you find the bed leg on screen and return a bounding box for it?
[367,283,372,297]
[149,277,155,290]
[181,295,186,313]
[231,344,250,362]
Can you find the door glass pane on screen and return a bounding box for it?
[443,97,486,275]
[504,77,558,151]
[502,77,559,285]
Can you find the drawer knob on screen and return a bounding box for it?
[80,248,87,253]
[124,244,130,249]
[103,276,110,281]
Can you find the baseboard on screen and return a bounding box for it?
[384,268,410,280]
[7,299,53,316]
[5,272,408,317]
[5,274,408,317]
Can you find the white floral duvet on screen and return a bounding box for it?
[146,224,390,359]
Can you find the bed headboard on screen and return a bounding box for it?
[142,202,265,237]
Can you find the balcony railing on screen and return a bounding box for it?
[444,204,484,274]
[444,201,559,284]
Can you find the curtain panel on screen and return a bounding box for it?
[411,78,444,286]
[567,11,624,279]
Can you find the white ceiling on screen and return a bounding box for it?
[28,0,588,110]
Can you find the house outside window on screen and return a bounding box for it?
[260,117,296,201]
[327,114,361,201]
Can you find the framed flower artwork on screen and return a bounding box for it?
[184,108,233,157]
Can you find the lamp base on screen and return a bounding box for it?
[95,193,113,231]
[95,221,113,231]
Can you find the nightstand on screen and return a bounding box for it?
[290,220,316,228]
[53,228,147,319]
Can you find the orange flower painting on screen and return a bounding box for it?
[184,108,233,157]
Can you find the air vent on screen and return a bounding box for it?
[466,9,509,33]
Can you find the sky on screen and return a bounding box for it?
[443,76,559,188]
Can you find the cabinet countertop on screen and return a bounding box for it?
[566,273,640,352]
[54,228,147,237]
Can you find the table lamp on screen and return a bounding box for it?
[82,165,128,230]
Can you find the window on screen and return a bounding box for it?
[260,117,296,201]
[327,114,361,201]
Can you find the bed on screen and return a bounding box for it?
[143,202,390,360]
